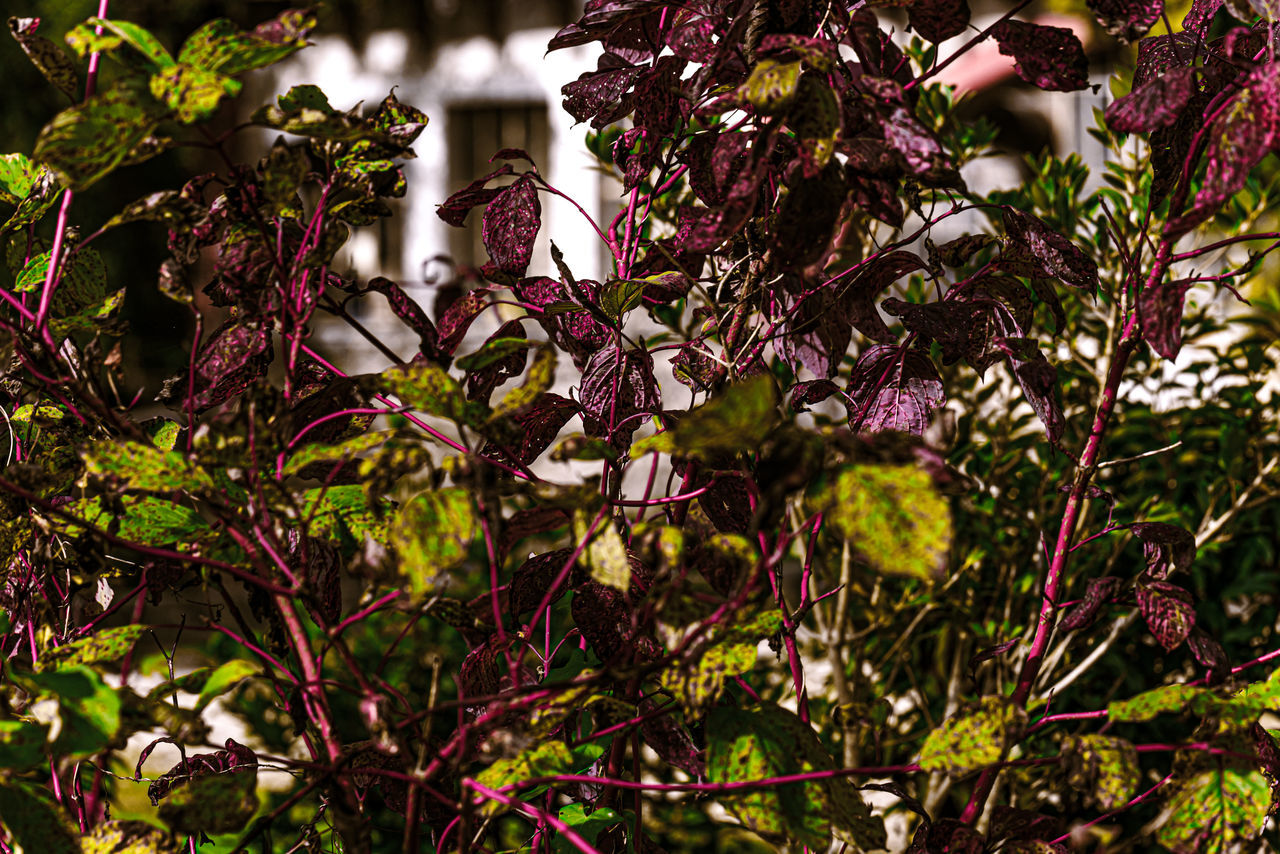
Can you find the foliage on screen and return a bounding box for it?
[0,1,1279,852]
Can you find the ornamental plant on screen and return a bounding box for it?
[2,0,1280,851]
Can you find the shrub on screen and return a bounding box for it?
[1,1,1279,852]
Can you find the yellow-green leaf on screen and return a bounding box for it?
[391,488,476,595]
[918,696,1026,774]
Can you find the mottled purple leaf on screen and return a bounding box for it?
[1184,0,1225,33]
[580,347,660,447]
[991,20,1090,92]
[514,276,610,369]
[639,698,705,777]
[909,0,971,44]
[1003,208,1099,291]
[509,548,577,616]
[759,34,838,71]
[846,345,944,436]
[880,103,956,184]
[1136,579,1195,650]
[481,175,540,277]
[632,56,687,137]
[908,819,984,854]
[572,563,658,666]
[1167,63,1280,238]
[779,290,853,378]
[987,806,1064,846]
[994,336,1064,442]
[436,163,514,227]
[1087,0,1164,42]
[1139,278,1194,359]
[683,138,773,252]
[698,474,752,534]
[836,250,928,343]
[287,532,342,626]
[846,10,914,88]
[1188,628,1229,683]
[487,392,580,466]
[465,321,529,404]
[846,170,904,227]
[435,291,489,356]
[1129,521,1195,578]
[671,341,723,391]
[148,738,257,805]
[490,147,536,167]
[968,639,1020,683]
[789,379,840,411]
[1251,722,1280,808]
[157,320,273,413]
[368,276,438,355]
[1059,576,1124,631]
[562,52,642,126]
[548,1,663,52]
[499,506,571,556]
[1106,67,1196,133]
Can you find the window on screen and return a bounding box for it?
[446,102,550,269]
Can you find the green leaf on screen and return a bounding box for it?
[573,509,630,592]
[0,781,80,854]
[917,696,1027,774]
[456,337,531,371]
[100,189,206,232]
[660,611,779,717]
[706,703,885,851]
[149,63,240,123]
[251,84,371,140]
[391,488,476,595]
[739,59,802,113]
[82,820,173,853]
[37,625,146,672]
[0,718,49,769]
[492,345,557,418]
[1,164,59,233]
[20,665,121,758]
[146,419,182,451]
[8,17,81,99]
[807,464,952,580]
[553,804,622,853]
[1107,683,1210,722]
[0,153,38,204]
[85,440,213,492]
[299,484,388,547]
[1061,734,1140,809]
[630,374,780,459]
[177,11,315,76]
[69,17,174,69]
[283,431,390,479]
[62,494,212,547]
[600,278,646,321]
[195,659,260,711]
[473,740,574,817]
[48,288,124,341]
[15,246,107,315]
[34,79,165,190]
[261,137,310,216]
[1157,763,1271,853]
[384,359,486,426]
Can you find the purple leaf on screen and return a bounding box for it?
[639,699,705,777]
[571,563,659,665]
[1167,63,1280,238]
[986,806,1064,846]
[779,290,853,378]
[846,345,944,436]
[846,10,914,88]
[846,170,904,227]
[1251,722,1280,807]
[789,379,840,412]
[499,506,571,556]
[487,392,580,466]
[697,474,752,534]
[490,148,536,167]
[880,103,956,184]
[1087,0,1164,42]
[991,21,1090,92]
[367,276,438,355]
[435,291,489,356]
[482,175,541,277]
[968,639,1020,683]
[683,137,773,252]
[1183,0,1225,35]
[148,739,257,805]
[908,819,985,854]
[1188,628,1229,683]
[771,164,845,268]
[579,347,661,448]
[836,250,929,343]
[287,532,342,626]
[509,548,577,616]
[562,52,642,126]
[1138,278,1194,359]
[157,320,273,413]
[514,276,610,369]
[1129,521,1195,579]
[1059,576,1125,631]
[937,233,997,267]
[632,56,688,137]
[680,130,749,207]
[1136,579,1195,651]
[1003,208,1099,292]
[548,1,663,52]
[994,336,1064,442]
[1106,67,1196,133]
[909,0,971,44]
[758,34,838,71]
[436,163,514,227]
